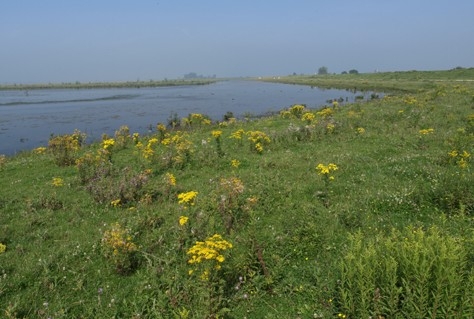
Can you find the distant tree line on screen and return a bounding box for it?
[316,66,358,75]
[341,69,359,75]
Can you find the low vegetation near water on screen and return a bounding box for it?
[0,78,216,90]
[0,70,473,318]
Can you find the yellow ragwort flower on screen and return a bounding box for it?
[102,138,115,150]
[419,128,434,135]
[165,172,176,186]
[212,130,222,138]
[177,191,198,207]
[231,159,241,168]
[51,177,64,187]
[179,216,189,226]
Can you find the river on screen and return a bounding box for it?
[0,80,372,156]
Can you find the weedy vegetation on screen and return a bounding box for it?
[0,70,473,318]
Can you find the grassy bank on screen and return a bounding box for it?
[0,71,473,318]
[0,79,216,90]
[262,68,474,93]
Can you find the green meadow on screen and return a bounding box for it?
[0,70,473,318]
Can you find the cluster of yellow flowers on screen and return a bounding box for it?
[448,149,471,168]
[48,130,85,165]
[316,163,339,181]
[229,129,245,141]
[419,128,434,135]
[317,107,334,118]
[247,130,271,153]
[301,112,316,123]
[0,243,6,254]
[132,132,140,144]
[102,223,137,257]
[289,104,306,117]
[114,125,131,147]
[188,113,211,126]
[51,177,64,187]
[102,138,115,151]
[156,123,166,133]
[178,191,198,207]
[356,127,366,134]
[165,172,176,186]
[187,234,233,280]
[326,123,336,134]
[211,130,223,139]
[34,146,47,154]
[403,96,418,105]
[161,132,193,165]
[139,137,159,160]
[110,199,121,207]
[179,215,189,226]
[230,159,241,168]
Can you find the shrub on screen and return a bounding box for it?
[101,222,138,274]
[48,130,86,166]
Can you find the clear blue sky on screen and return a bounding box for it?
[1,0,473,83]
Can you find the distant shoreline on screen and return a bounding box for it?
[0,78,217,90]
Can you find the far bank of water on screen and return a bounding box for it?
[0,80,377,155]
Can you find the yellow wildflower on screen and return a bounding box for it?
[178,191,198,207]
[165,172,176,186]
[110,199,121,207]
[231,159,241,168]
[316,163,338,176]
[51,177,64,187]
[211,130,222,138]
[0,243,6,254]
[448,150,459,158]
[34,146,47,154]
[419,128,434,135]
[179,216,189,226]
[301,112,316,123]
[102,138,115,150]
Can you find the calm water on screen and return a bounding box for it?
[0,80,371,155]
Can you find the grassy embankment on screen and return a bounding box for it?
[0,70,473,318]
[0,79,216,90]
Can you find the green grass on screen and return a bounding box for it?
[0,71,473,318]
[263,67,474,93]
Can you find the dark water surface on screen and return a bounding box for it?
[0,80,370,155]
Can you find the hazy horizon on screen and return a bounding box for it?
[1,0,473,84]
